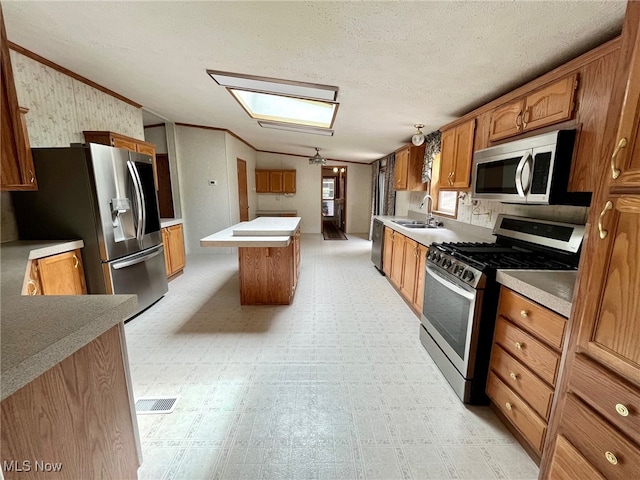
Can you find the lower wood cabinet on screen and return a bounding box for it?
[162,223,185,279]
[382,226,427,315]
[547,435,606,480]
[0,325,140,479]
[22,248,87,296]
[488,286,566,458]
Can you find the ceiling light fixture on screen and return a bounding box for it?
[412,124,426,146]
[258,121,334,136]
[309,148,327,165]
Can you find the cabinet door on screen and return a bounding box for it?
[581,195,640,382]
[382,227,394,276]
[167,224,186,273]
[400,238,418,300]
[610,32,640,188]
[451,119,475,188]
[413,244,428,312]
[1,9,37,192]
[390,233,406,289]
[523,74,578,132]
[489,99,524,141]
[548,435,606,480]
[394,147,410,190]
[37,250,87,295]
[255,170,270,193]
[112,136,138,152]
[283,170,296,193]
[269,171,283,193]
[439,127,457,187]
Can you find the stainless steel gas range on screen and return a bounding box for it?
[419,214,585,404]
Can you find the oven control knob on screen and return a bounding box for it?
[462,270,475,282]
[443,259,452,268]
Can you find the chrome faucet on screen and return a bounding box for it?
[419,194,434,223]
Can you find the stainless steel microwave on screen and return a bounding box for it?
[471,129,590,205]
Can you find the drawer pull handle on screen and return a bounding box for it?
[27,279,38,296]
[505,402,512,411]
[520,310,529,318]
[598,201,613,240]
[610,137,626,179]
[73,253,79,269]
[515,342,523,350]
[605,451,618,465]
[615,403,629,417]
[509,372,518,381]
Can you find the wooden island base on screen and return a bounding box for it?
[239,240,299,305]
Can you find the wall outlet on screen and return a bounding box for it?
[208,180,217,186]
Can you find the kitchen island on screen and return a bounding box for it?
[200,217,301,305]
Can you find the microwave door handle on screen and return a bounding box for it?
[127,160,144,242]
[515,152,532,198]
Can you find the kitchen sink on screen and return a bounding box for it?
[391,219,439,229]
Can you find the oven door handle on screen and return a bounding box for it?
[426,266,475,300]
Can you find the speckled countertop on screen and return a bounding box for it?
[375,215,495,245]
[1,241,137,400]
[496,270,577,317]
[160,217,183,228]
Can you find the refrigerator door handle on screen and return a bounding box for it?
[127,160,144,242]
[111,245,164,270]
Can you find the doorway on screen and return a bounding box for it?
[321,166,347,235]
[237,159,249,221]
[156,153,174,218]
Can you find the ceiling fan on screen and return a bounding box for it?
[308,147,327,165]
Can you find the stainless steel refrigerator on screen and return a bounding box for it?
[13,143,168,316]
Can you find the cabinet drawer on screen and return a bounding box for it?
[490,345,554,420]
[487,372,546,454]
[561,394,640,480]
[498,288,566,350]
[494,316,560,386]
[548,435,606,480]
[569,354,640,447]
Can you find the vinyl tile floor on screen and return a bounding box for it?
[126,234,539,480]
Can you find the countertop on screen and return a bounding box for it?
[376,215,495,246]
[161,217,183,228]
[496,270,577,317]
[200,217,301,248]
[1,241,137,400]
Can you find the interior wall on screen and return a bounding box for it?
[256,153,372,234]
[143,125,168,154]
[174,125,231,255]
[1,49,144,243]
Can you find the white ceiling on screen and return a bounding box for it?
[3,1,626,164]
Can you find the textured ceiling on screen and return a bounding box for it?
[3,1,627,163]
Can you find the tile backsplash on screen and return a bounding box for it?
[402,191,589,228]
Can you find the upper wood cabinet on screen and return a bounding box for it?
[394,143,427,191]
[22,249,87,296]
[1,7,37,192]
[489,75,578,142]
[439,119,475,189]
[255,169,296,194]
[83,131,158,189]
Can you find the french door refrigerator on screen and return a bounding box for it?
[13,143,168,317]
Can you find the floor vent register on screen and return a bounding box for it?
[135,397,179,414]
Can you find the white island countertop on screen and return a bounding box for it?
[201,217,301,247]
